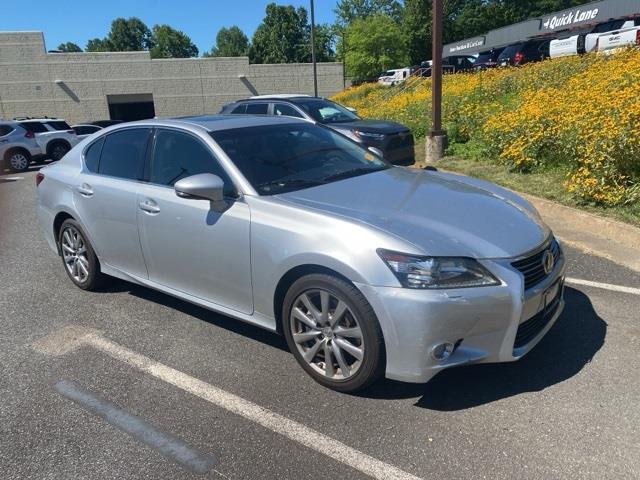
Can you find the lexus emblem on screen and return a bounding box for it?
[542,250,554,275]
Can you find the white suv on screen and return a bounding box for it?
[14,118,79,162]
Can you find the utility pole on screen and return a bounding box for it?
[310,0,318,97]
[426,0,447,163]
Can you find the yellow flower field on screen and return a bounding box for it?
[332,49,640,206]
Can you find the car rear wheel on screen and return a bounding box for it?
[283,274,385,392]
[49,142,70,161]
[58,219,105,290]
[6,149,31,172]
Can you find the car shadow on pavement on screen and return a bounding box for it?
[123,282,290,353]
[363,287,607,410]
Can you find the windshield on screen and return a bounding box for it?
[382,71,396,76]
[295,99,360,124]
[210,123,389,195]
[475,52,492,63]
[498,44,524,59]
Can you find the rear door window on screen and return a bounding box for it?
[84,137,105,173]
[230,104,247,114]
[273,103,303,118]
[0,125,14,136]
[46,121,72,130]
[245,103,269,114]
[98,128,151,180]
[18,122,48,133]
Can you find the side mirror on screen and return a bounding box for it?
[367,146,384,158]
[174,173,225,203]
[346,106,357,114]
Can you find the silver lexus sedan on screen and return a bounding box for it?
[37,115,566,392]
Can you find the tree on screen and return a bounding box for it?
[86,17,153,53]
[149,24,198,58]
[402,0,430,66]
[344,14,407,81]
[57,42,82,53]
[307,24,335,62]
[206,26,249,57]
[250,3,309,63]
[86,38,112,52]
[334,0,403,26]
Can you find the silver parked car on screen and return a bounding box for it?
[37,115,566,392]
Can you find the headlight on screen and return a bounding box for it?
[377,249,500,289]
[353,130,385,141]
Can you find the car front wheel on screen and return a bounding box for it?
[49,142,70,161]
[283,274,385,393]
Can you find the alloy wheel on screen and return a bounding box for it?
[290,289,364,380]
[9,153,29,171]
[61,226,90,283]
[51,145,68,161]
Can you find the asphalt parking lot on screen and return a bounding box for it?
[1,169,639,480]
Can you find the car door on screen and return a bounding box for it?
[73,127,152,279]
[136,127,253,314]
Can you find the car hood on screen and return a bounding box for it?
[278,168,550,259]
[329,120,410,134]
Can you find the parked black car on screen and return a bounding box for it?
[220,96,415,166]
[497,39,551,66]
[418,55,477,76]
[474,47,506,70]
[89,120,124,128]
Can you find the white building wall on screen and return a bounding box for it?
[0,31,345,123]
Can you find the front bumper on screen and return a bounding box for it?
[355,251,566,383]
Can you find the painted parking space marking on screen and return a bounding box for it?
[566,277,640,296]
[34,326,423,480]
[55,379,217,474]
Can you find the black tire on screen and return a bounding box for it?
[5,148,31,173]
[282,273,385,393]
[49,142,70,161]
[58,219,106,291]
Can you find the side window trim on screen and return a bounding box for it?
[147,126,239,198]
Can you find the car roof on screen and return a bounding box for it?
[235,95,322,104]
[249,94,311,99]
[119,114,307,132]
[13,117,64,122]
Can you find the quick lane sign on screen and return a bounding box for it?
[541,7,600,30]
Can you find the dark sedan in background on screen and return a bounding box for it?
[220,96,415,166]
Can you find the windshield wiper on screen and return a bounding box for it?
[321,166,385,182]
[257,178,326,193]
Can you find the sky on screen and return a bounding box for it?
[0,0,338,54]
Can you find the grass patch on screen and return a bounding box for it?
[414,142,640,228]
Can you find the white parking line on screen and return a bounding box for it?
[565,277,640,296]
[34,326,423,480]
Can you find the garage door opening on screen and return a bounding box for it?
[107,94,155,122]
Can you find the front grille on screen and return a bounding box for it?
[514,290,561,349]
[387,131,414,151]
[511,238,561,290]
[384,132,414,164]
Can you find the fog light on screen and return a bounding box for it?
[431,342,454,362]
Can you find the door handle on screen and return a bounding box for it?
[76,183,94,197]
[139,199,160,214]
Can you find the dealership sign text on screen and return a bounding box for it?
[542,8,599,30]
